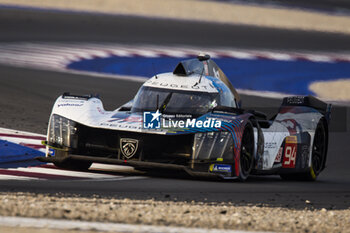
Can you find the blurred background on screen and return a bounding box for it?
[0,0,349,134]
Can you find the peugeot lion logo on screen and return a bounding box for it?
[120,138,138,159]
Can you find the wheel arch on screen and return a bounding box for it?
[236,117,255,181]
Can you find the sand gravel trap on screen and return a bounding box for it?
[1,0,350,35]
[0,192,349,233]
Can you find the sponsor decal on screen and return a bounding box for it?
[209,164,232,173]
[57,103,84,108]
[143,110,222,129]
[285,96,305,105]
[286,135,297,144]
[108,115,142,123]
[124,116,143,122]
[282,136,298,168]
[97,107,106,115]
[120,138,138,159]
[274,147,283,163]
[100,122,142,130]
[265,142,277,149]
[145,80,216,92]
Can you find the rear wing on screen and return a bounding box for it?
[281,95,332,123]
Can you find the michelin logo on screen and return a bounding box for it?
[210,164,232,173]
[143,110,222,129]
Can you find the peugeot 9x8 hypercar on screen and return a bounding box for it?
[39,54,331,181]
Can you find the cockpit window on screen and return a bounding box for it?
[131,86,220,116]
[173,59,204,76]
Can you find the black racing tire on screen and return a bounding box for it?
[238,122,255,181]
[53,160,92,171]
[280,119,327,181]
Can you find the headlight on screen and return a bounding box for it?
[193,131,233,160]
[48,114,78,148]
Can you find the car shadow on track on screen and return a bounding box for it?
[85,165,338,183]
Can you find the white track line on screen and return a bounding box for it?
[75,176,147,182]
[0,127,46,152]
[0,127,45,137]
[0,216,274,233]
[0,137,43,146]
[0,175,39,180]
[91,163,135,171]
[8,167,121,179]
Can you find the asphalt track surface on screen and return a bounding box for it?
[218,0,350,14]
[0,8,349,209]
[2,7,350,52]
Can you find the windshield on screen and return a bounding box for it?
[131,86,219,116]
[181,59,204,75]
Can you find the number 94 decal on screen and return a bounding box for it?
[282,136,297,168]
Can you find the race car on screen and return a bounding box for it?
[39,54,331,181]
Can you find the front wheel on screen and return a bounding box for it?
[238,122,255,181]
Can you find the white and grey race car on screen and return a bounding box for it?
[39,54,331,181]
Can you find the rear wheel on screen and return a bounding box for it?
[280,119,327,181]
[303,119,327,181]
[238,122,255,181]
[53,160,92,171]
